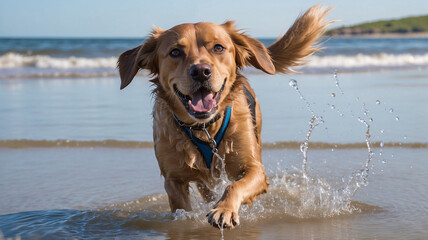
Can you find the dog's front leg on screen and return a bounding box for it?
[207,162,268,229]
[164,179,192,212]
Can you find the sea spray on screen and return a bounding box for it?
[172,74,379,224]
[134,72,399,228]
[333,70,344,95]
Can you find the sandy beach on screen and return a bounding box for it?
[1,37,428,239]
[1,146,427,239]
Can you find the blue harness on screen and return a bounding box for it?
[174,106,232,169]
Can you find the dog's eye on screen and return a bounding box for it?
[169,49,182,58]
[213,44,225,54]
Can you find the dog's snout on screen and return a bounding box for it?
[189,63,212,82]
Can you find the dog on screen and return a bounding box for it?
[118,5,331,229]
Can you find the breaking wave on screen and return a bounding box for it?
[1,52,428,78]
[305,53,428,72]
[0,52,117,69]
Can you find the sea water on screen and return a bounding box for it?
[2,37,428,78]
[145,72,402,239]
[1,37,428,239]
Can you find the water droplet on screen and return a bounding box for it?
[381,159,387,164]
[289,79,297,88]
[389,108,394,113]
[331,93,336,97]
[331,148,335,152]
[391,153,394,158]
[403,135,407,140]
[331,105,335,110]
[380,129,385,134]
[380,141,384,148]
[369,118,373,122]
[395,116,399,121]
[376,100,381,105]
[339,113,344,117]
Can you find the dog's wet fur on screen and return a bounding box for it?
[118,5,331,229]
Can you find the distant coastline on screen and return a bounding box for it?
[328,32,428,38]
[327,14,428,38]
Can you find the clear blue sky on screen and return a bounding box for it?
[1,0,427,38]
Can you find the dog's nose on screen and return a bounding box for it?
[189,63,212,82]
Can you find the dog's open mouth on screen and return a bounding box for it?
[174,81,226,119]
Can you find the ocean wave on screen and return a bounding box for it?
[305,53,428,70]
[0,139,425,149]
[1,52,428,78]
[0,52,117,69]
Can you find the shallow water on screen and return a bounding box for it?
[1,65,428,238]
[1,70,427,143]
[1,147,427,239]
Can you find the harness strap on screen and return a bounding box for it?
[178,106,232,168]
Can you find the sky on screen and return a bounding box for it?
[1,0,427,38]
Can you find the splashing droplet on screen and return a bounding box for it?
[381,159,387,164]
[389,108,394,113]
[331,93,336,97]
[380,129,385,134]
[376,100,381,105]
[289,79,298,88]
[369,118,373,122]
[331,105,335,110]
[404,135,407,140]
[395,116,400,121]
[333,70,344,94]
[380,141,384,148]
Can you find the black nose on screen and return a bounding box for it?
[189,63,212,82]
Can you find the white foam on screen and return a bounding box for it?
[305,53,428,70]
[1,52,428,76]
[0,52,117,69]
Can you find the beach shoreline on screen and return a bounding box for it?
[328,32,428,38]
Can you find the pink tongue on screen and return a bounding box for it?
[189,89,216,112]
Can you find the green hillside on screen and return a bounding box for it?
[328,15,428,36]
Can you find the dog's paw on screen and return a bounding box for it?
[206,208,240,229]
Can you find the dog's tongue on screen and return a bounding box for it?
[189,88,216,112]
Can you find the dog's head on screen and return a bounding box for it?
[118,21,275,122]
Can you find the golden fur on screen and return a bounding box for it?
[118,5,331,229]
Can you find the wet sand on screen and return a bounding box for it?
[1,68,427,239]
[1,147,427,239]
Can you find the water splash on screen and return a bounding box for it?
[333,70,344,94]
[142,74,381,227]
[289,79,316,116]
[275,74,376,217]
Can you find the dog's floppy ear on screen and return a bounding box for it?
[117,27,164,89]
[223,21,275,75]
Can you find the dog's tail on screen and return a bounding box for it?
[268,4,334,74]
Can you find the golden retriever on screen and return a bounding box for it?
[118,5,331,229]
